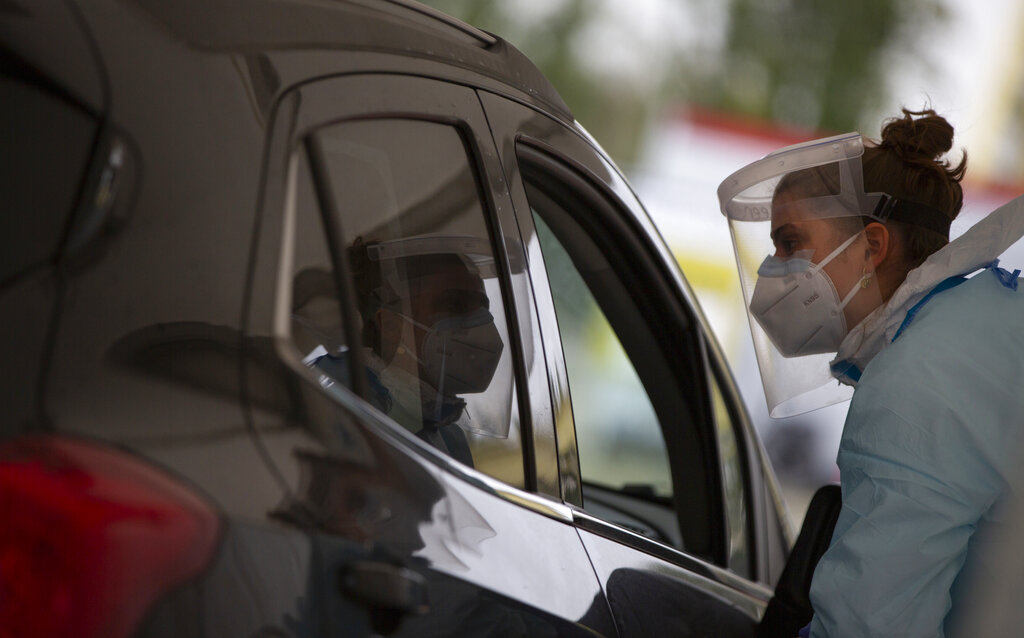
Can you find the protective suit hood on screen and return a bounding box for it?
[831,194,1024,385]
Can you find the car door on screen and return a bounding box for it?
[481,91,785,636]
[1,0,106,436]
[243,73,617,636]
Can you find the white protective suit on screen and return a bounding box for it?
[808,194,1024,637]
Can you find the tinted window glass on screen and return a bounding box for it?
[288,151,350,391]
[522,141,733,561]
[306,118,525,488]
[525,181,695,552]
[532,213,672,496]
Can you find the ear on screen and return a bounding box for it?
[863,222,891,268]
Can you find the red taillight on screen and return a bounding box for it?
[0,436,221,638]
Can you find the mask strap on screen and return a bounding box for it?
[837,273,868,310]
[812,230,871,311]
[386,309,449,420]
[390,310,433,334]
[811,230,863,274]
[389,308,492,333]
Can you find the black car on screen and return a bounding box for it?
[2,1,837,636]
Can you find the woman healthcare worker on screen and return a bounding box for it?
[718,108,1024,637]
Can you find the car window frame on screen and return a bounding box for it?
[511,136,730,566]
[241,73,620,636]
[250,73,562,504]
[704,329,792,585]
[705,340,756,578]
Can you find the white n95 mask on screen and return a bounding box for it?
[419,308,504,396]
[749,232,867,357]
[394,308,504,397]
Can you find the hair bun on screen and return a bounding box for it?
[862,106,967,269]
[880,107,955,161]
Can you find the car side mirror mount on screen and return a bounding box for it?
[757,484,841,638]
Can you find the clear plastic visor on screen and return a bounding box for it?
[718,133,885,417]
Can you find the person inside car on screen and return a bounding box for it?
[294,235,505,468]
[719,108,1024,637]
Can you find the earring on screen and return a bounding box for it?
[861,268,873,289]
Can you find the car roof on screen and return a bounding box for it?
[132,0,574,121]
[3,0,574,123]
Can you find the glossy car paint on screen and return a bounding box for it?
[2,0,791,636]
[243,71,615,634]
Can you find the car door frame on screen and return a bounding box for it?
[245,70,620,635]
[477,89,780,618]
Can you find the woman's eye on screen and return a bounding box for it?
[775,238,798,254]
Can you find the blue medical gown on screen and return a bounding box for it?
[809,268,1024,637]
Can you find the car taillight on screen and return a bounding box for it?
[0,435,221,638]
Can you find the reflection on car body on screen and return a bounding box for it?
[1,1,823,636]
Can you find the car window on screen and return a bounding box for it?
[522,164,721,558]
[531,212,672,492]
[709,365,752,577]
[294,117,525,489]
[531,210,681,549]
[287,150,351,391]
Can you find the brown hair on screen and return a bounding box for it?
[862,107,968,269]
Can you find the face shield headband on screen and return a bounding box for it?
[719,132,950,234]
[367,235,495,309]
[719,133,884,223]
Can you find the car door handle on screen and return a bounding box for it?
[339,560,429,633]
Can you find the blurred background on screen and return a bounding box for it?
[422,0,1024,527]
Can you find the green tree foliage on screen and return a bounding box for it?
[421,0,949,163]
[693,0,949,133]
[423,0,650,165]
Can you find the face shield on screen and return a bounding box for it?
[718,133,887,417]
[367,235,512,438]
